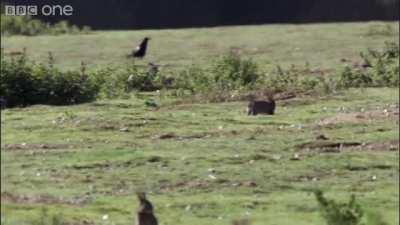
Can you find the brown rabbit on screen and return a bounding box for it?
[135,192,158,225]
[247,94,275,116]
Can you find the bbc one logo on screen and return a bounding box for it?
[5,5,73,16]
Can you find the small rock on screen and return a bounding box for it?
[158,133,176,139]
[242,181,257,187]
[316,134,329,140]
[119,127,129,132]
[39,144,49,149]
[355,114,365,119]
[272,155,282,160]
[147,156,162,163]
[290,153,301,161]
[208,174,217,180]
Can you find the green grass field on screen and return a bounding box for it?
[1,22,399,70]
[1,22,399,225]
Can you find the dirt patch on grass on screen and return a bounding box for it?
[70,157,165,170]
[159,179,258,192]
[70,116,156,132]
[1,192,89,206]
[318,108,399,126]
[64,221,95,225]
[297,140,399,153]
[345,164,394,171]
[172,180,211,189]
[3,143,71,151]
[153,129,245,141]
[152,132,210,140]
[297,141,362,150]
[362,140,399,151]
[94,120,149,131]
[71,162,113,170]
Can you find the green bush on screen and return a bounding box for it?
[0,51,164,107]
[91,66,128,99]
[2,42,396,107]
[338,41,399,88]
[264,65,300,93]
[314,190,390,225]
[91,63,160,99]
[0,53,99,107]
[1,15,91,36]
[211,52,259,90]
[125,64,160,92]
[173,66,210,93]
[170,54,341,102]
[263,64,333,95]
[314,190,364,225]
[171,53,262,102]
[338,66,373,88]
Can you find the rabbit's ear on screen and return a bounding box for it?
[263,89,275,99]
[248,94,256,101]
[264,90,275,101]
[136,192,146,200]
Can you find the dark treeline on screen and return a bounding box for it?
[3,0,400,29]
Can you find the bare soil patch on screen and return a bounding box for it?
[1,192,89,206]
[318,107,399,126]
[297,140,399,153]
[3,143,71,151]
[152,132,210,140]
[159,179,258,192]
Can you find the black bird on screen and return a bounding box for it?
[128,37,151,58]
